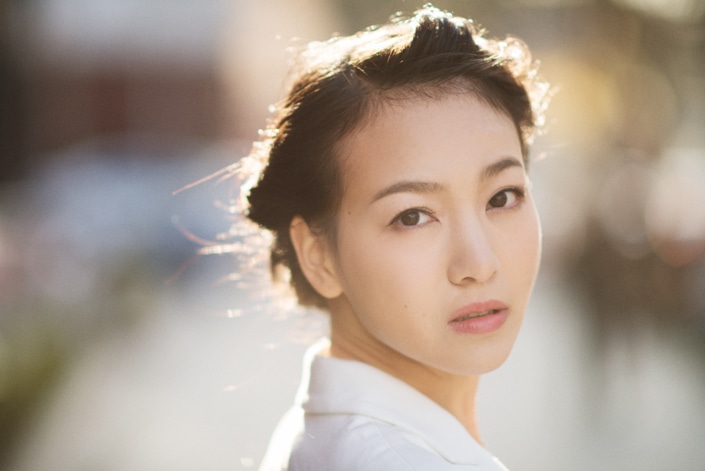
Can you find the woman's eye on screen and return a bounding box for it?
[391,209,433,227]
[487,188,524,209]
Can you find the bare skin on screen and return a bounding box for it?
[291,93,541,443]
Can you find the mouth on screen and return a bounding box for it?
[448,300,509,334]
[450,309,503,323]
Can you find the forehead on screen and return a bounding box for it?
[335,93,522,197]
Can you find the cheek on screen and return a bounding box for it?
[334,222,381,295]
[529,204,543,266]
[333,222,433,313]
[336,233,417,297]
[507,205,542,287]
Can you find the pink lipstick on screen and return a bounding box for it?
[448,300,508,334]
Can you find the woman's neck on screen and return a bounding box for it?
[329,327,483,445]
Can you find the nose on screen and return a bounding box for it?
[447,219,499,285]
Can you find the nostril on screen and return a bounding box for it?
[447,235,500,285]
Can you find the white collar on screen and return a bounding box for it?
[297,339,492,466]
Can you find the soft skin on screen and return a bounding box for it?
[290,93,541,439]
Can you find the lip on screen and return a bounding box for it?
[448,300,508,334]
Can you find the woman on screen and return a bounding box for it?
[240,5,550,470]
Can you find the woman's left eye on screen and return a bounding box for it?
[487,188,524,210]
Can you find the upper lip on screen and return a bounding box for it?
[449,299,508,323]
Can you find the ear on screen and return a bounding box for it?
[289,216,343,299]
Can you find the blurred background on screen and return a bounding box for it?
[1,0,704,470]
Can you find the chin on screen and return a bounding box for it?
[444,348,515,377]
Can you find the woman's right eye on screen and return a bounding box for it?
[390,208,434,227]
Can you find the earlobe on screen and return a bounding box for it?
[289,216,343,299]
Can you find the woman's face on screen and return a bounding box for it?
[327,93,541,377]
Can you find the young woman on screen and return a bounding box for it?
[238,5,551,470]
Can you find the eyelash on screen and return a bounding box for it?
[487,187,526,210]
[388,187,526,228]
[389,207,435,228]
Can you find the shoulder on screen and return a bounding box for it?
[289,414,468,471]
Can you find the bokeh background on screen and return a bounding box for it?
[1,0,704,470]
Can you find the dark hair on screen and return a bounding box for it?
[243,5,550,309]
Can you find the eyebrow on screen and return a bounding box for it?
[370,156,524,204]
[481,157,524,182]
[371,180,445,203]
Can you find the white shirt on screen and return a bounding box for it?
[259,340,509,471]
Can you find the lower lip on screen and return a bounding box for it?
[448,309,508,334]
